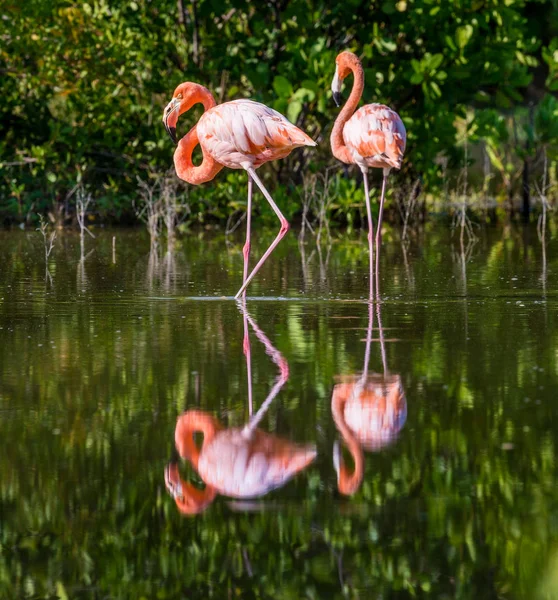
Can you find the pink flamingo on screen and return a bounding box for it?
[332,301,407,495]
[164,302,316,514]
[163,83,316,298]
[330,51,406,296]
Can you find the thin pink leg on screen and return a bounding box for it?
[234,167,290,299]
[362,168,375,300]
[236,301,289,434]
[242,299,254,417]
[376,301,388,377]
[242,176,253,297]
[361,297,374,379]
[375,170,389,300]
[352,294,375,402]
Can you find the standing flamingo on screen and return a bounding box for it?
[332,301,407,495]
[330,51,406,296]
[164,302,316,514]
[163,83,317,298]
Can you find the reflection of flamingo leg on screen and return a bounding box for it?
[237,301,289,434]
[376,302,388,377]
[353,298,374,403]
[242,302,254,417]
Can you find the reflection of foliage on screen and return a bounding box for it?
[1,229,558,598]
[1,1,557,224]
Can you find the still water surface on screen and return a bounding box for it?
[1,226,558,598]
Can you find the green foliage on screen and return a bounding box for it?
[0,0,557,224]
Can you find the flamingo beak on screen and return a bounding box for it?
[163,98,181,144]
[333,440,342,480]
[331,68,342,107]
[164,463,184,500]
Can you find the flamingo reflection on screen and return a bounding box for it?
[165,302,316,514]
[332,301,407,495]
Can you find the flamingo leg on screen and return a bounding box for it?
[234,167,290,299]
[375,170,389,300]
[241,298,254,417]
[242,176,253,296]
[236,300,289,434]
[362,168,375,300]
[376,301,388,377]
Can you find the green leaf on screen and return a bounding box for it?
[430,81,441,97]
[272,76,293,98]
[56,581,69,600]
[456,24,473,49]
[485,143,505,172]
[427,53,444,72]
[287,100,302,123]
[292,87,315,102]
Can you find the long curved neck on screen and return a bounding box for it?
[331,61,365,164]
[332,386,364,495]
[166,463,217,515]
[174,410,222,470]
[174,90,223,185]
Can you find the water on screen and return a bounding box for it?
[1,226,558,599]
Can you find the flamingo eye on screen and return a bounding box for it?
[176,93,183,100]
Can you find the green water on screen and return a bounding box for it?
[1,226,558,599]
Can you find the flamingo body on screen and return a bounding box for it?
[196,427,316,498]
[197,99,316,170]
[334,376,407,451]
[343,104,406,170]
[167,408,316,514]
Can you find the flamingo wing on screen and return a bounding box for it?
[197,100,316,169]
[197,429,316,498]
[343,103,406,170]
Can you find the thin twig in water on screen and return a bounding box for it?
[37,215,57,268]
[225,210,247,236]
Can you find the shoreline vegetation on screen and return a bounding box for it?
[1,1,557,232]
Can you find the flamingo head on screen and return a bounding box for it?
[164,462,217,516]
[331,51,362,107]
[163,82,213,144]
[164,462,185,501]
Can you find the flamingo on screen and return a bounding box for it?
[332,301,407,495]
[162,83,317,298]
[330,51,406,296]
[164,302,316,514]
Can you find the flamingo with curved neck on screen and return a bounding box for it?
[332,301,407,496]
[164,302,316,515]
[163,82,316,298]
[330,51,406,297]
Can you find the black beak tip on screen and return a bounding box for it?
[333,92,342,107]
[168,126,177,145]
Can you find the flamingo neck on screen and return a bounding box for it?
[174,410,221,470]
[332,385,364,495]
[174,88,224,185]
[331,60,365,164]
[166,463,217,515]
[175,481,217,515]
